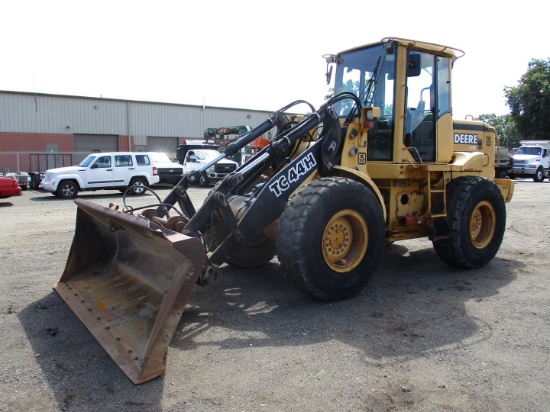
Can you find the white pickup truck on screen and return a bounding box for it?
[508,140,550,182]
[182,148,238,186]
[40,152,159,198]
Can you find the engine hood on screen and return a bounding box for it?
[46,165,83,174]
[512,154,539,161]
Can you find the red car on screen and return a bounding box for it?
[0,176,22,199]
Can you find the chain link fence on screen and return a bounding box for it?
[0,152,92,188]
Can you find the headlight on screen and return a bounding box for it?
[207,166,215,173]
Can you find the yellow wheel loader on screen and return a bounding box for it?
[54,37,514,384]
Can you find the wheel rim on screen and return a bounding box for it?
[321,209,368,273]
[62,184,75,197]
[133,181,145,194]
[469,200,496,249]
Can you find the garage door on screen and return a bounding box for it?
[74,134,119,164]
[147,136,178,159]
[74,134,119,152]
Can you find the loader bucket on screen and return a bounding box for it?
[53,198,205,384]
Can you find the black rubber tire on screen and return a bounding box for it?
[433,176,506,269]
[226,237,277,267]
[56,180,78,199]
[496,169,508,179]
[277,177,385,300]
[533,167,544,182]
[199,175,210,187]
[128,177,147,195]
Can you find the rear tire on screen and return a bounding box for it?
[128,177,147,195]
[199,175,210,187]
[433,176,506,269]
[277,177,385,300]
[56,180,78,199]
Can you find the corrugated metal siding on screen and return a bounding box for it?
[0,93,128,134]
[0,91,275,146]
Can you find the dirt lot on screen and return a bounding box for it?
[1,180,549,411]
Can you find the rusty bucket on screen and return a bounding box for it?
[54,198,205,384]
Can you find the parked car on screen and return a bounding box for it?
[40,152,160,199]
[150,152,185,185]
[0,176,22,199]
[6,172,31,190]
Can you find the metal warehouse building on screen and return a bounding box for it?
[0,90,274,176]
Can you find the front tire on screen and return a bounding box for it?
[277,177,385,300]
[56,180,78,199]
[533,167,544,182]
[433,176,506,269]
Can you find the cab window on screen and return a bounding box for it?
[93,156,111,168]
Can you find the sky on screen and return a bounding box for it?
[0,0,546,120]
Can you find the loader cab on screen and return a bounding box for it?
[329,38,459,165]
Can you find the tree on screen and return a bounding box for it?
[504,59,550,140]
[477,113,521,148]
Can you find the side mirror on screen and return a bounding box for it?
[91,163,98,169]
[407,54,421,77]
[322,54,342,85]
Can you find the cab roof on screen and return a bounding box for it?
[336,37,465,61]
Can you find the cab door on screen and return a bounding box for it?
[183,150,199,172]
[85,155,114,187]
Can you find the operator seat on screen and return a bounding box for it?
[406,100,426,135]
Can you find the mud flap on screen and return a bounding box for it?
[54,198,205,384]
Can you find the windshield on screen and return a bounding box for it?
[332,43,396,118]
[196,150,220,161]
[79,155,97,167]
[516,146,542,156]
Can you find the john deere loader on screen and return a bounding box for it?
[54,37,514,383]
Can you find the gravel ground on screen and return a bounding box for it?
[1,180,549,411]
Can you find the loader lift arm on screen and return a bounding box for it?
[157,100,307,217]
[158,93,360,284]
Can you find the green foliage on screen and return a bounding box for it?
[477,113,521,148]
[504,59,550,140]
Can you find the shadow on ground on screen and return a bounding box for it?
[18,242,521,411]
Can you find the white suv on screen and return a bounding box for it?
[40,152,159,199]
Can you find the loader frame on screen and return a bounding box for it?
[53,37,515,385]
